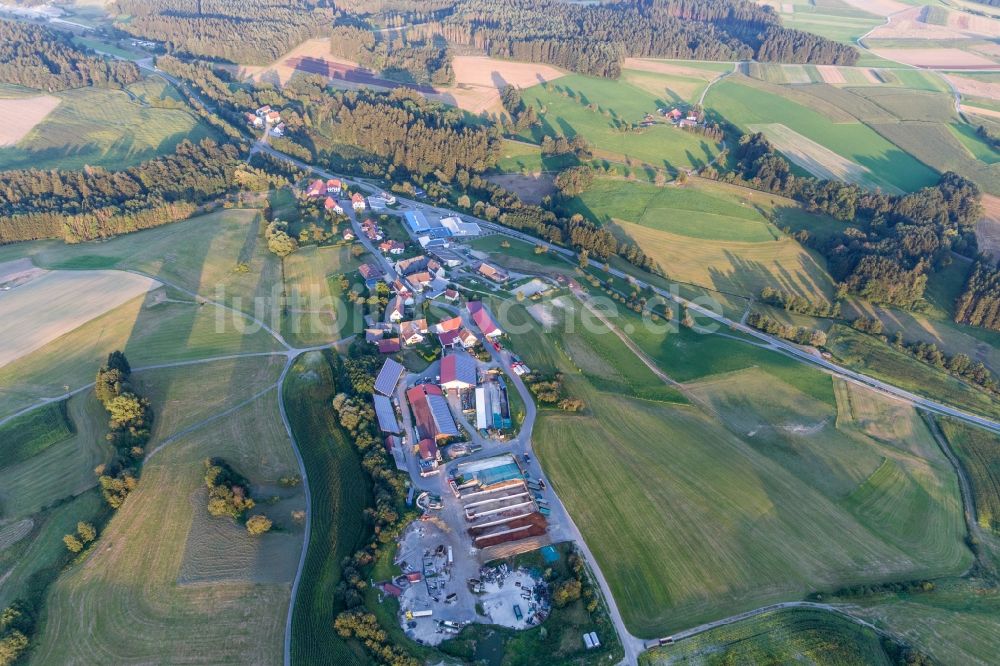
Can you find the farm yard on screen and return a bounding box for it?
[0,79,218,171]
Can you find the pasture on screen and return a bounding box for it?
[518,74,722,171]
[613,218,835,301]
[30,358,304,664]
[704,77,939,192]
[0,266,157,368]
[562,177,783,242]
[494,139,579,173]
[0,80,217,171]
[640,608,898,665]
[939,418,1000,534]
[283,352,372,665]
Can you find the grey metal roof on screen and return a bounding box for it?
[374,358,405,396]
[373,395,400,434]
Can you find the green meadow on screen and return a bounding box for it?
[519,74,722,171]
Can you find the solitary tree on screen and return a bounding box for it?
[246,514,273,535]
[63,534,83,553]
[77,522,97,543]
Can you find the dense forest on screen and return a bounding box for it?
[110,0,334,64]
[0,139,244,244]
[387,0,857,78]
[0,20,140,90]
[721,133,982,309]
[956,261,1000,331]
[329,25,453,84]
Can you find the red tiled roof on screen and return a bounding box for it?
[377,338,401,353]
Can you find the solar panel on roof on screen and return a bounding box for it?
[374,358,405,395]
[373,395,400,433]
[427,395,459,437]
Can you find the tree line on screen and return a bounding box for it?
[94,351,150,510]
[110,0,334,65]
[746,311,827,347]
[0,19,140,91]
[0,139,244,245]
[394,0,856,78]
[716,132,982,309]
[956,260,1000,331]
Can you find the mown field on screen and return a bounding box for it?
[518,74,722,172]
[640,608,898,665]
[939,418,1000,534]
[525,284,968,637]
[283,351,372,666]
[0,78,217,171]
[30,357,304,664]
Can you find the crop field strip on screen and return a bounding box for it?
[283,352,372,665]
[938,418,1000,535]
[704,76,939,192]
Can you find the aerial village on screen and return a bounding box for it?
[290,173,601,647]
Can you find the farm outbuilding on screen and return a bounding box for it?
[440,352,477,391]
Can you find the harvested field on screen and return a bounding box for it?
[976,194,1000,260]
[948,74,1000,102]
[0,95,59,146]
[747,123,895,192]
[30,386,302,664]
[869,6,969,41]
[870,48,999,69]
[621,58,726,81]
[0,266,157,368]
[0,519,32,551]
[484,173,555,204]
[946,9,1000,38]
[964,104,1000,120]
[841,0,909,17]
[816,65,846,84]
[236,45,565,114]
